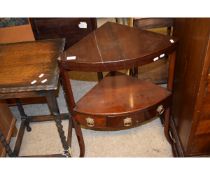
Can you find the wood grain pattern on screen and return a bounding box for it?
[0,39,65,94]
[30,18,97,50]
[74,74,171,130]
[133,18,174,30]
[133,18,174,83]
[60,22,177,133]
[0,38,77,157]
[61,22,178,72]
[171,18,210,156]
[75,75,171,116]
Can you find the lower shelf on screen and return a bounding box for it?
[74,75,171,130]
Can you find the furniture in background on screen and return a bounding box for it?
[2,18,98,105]
[115,18,133,27]
[30,18,103,82]
[171,18,210,156]
[0,18,34,43]
[0,18,39,106]
[59,22,178,155]
[30,18,97,50]
[0,100,17,157]
[133,18,173,35]
[132,18,174,84]
[0,39,84,157]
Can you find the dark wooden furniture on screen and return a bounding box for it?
[171,18,210,157]
[0,39,84,157]
[30,18,97,50]
[133,18,173,35]
[0,100,17,157]
[133,18,174,84]
[59,22,178,155]
[29,18,102,86]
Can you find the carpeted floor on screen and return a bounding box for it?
[10,76,173,157]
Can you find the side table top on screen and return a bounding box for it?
[61,22,178,72]
[0,39,65,94]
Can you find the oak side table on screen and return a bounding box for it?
[0,39,83,157]
[59,22,178,156]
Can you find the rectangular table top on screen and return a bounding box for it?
[0,39,65,94]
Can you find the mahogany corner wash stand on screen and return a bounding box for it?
[59,22,178,156]
[0,39,84,157]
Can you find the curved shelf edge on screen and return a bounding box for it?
[73,75,171,131]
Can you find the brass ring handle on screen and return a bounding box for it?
[124,117,132,127]
[156,105,165,115]
[86,117,94,127]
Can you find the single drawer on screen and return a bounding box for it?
[106,103,166,130]
[74,102,169,131]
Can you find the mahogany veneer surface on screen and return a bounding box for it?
[171,18,210,156]
[60,22,177,133]
[75,75,171,116]
[61,22,178,71]
[30,18,97,50]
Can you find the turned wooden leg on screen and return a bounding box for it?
[46,92,71,157]
[72,117,85,157]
